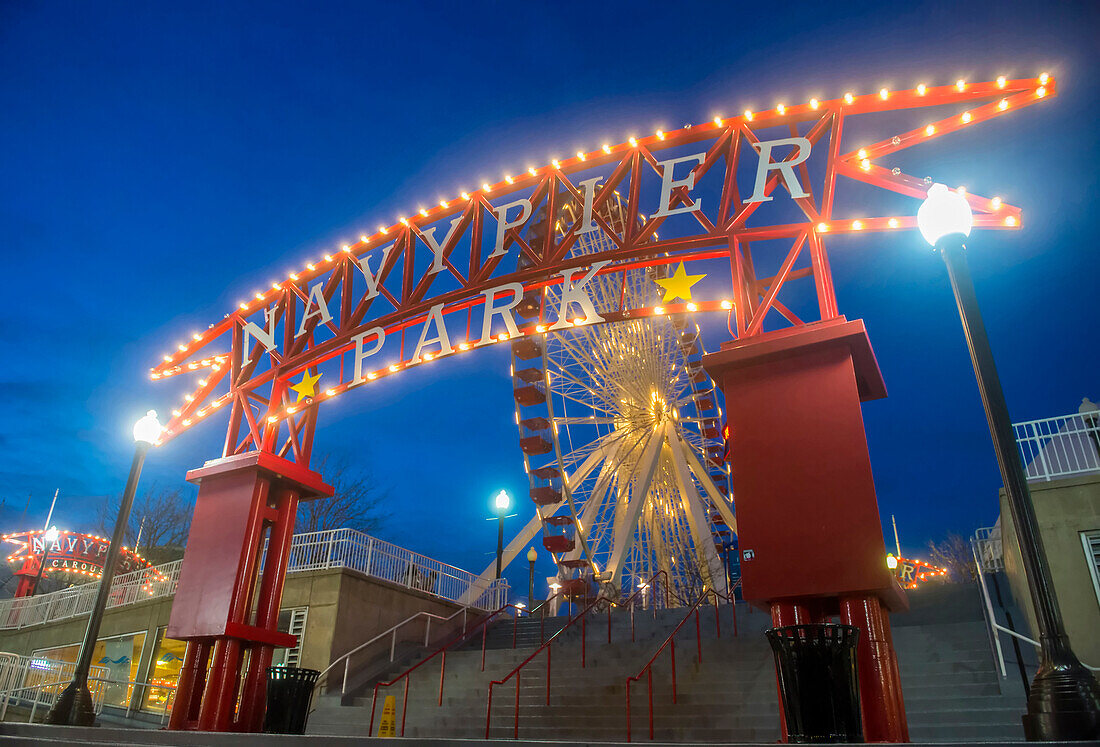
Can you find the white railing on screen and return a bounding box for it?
[0,529,506,631]
[316,605,474,696]
[0,561,182,632]
[0,652,109,721]
[974,525,1003,572]
[277,528,508,611]
[1015,410,1100,482]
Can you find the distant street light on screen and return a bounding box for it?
[47,410,163,726]
[494,490,510,580]
[918,185,1100,740]
[526,546,538,610]
[29,526,60,597]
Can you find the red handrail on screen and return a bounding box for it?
[484,570,666,740]
[367,601,522,737]
[625,585,737,742]
[617,570,670,642]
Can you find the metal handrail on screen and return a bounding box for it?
[484,592,607,739]
[366,601,525,737]
[316,605,477,696]
[483,570,668,740]
[625,585,736,742]
[117,677,178,725]
[0,653,111,722]
[971,543,1100,680]
[620,570,670,642]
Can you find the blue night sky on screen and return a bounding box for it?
[1,1,1098,596]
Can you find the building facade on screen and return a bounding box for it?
[0,529,506,721]
[999,400,1100,667]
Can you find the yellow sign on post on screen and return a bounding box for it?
[378,694,397,737]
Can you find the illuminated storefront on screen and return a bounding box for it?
[33,631,147,709]
[24,610,305,716]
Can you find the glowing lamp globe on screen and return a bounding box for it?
[494,490,511,511]
[886,553,898,570]
[43,526,60,544]
[133,410,164,445]
[526,546,538,563]
[917,183,973,247]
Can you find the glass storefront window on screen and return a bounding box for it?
[140,608,307,714]
[33,630,147,709]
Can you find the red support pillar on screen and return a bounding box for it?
[704,318,909,743]
[165,452,332,732]
[12,556,39,598]
[840,594,908,742]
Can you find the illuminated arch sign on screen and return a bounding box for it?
[4,529,152,580]
[147,77,1054,465]
[894,555,949,589]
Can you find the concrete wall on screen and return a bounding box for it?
[999,472,1100,666]
[325,570,465,668]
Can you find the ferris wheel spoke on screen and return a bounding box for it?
[562,433,619,492]
[667,433,729,597]
[674,431,737,533]
[552,336,619,388]
[547,366,620,412]
[570,425,657,568]
[554,416,617,426]
[560,453,620,569]
[604,424,667,587]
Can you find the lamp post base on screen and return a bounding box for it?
[1022,660,1100,741]
[44,680,96,726]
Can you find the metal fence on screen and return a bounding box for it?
[0,528,506,631]
[0,562,182,632]
[276,528,508,610]
[1014,410,1100,482]
[973,525,1003,573]
[0,652,109,721]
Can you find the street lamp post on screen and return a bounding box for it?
[494,490,510,580]
[29,526,60,597]
[46,411,163,727]
[526,546,537,610]
[918,184,1100,740]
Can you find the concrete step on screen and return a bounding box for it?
[902,680,1006,699]
[907,723,1025,742]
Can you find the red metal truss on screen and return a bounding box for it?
[148,76,1056,463]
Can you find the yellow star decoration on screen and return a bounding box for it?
[290,371,322,402]
[654,262,706,302]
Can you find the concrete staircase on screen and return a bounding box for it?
[893,583,1028,742]
[308,603,780,742]
[307,584,1027,742]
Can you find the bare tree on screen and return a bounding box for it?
[295,455,388,535]
[927,533,977,583]
[97,487,194,565]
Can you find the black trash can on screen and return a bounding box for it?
[263,665,320,734]
[765,624,862,743]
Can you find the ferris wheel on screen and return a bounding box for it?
[473,192,738,606]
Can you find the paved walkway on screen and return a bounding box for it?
[0,723,1087,746]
